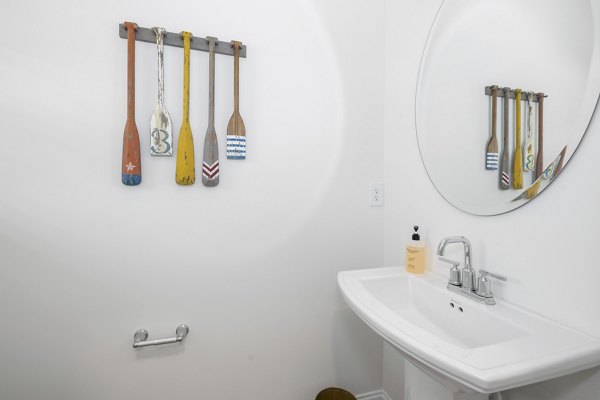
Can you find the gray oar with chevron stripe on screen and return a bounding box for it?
[203,37,220,186]
[499,87,511,190]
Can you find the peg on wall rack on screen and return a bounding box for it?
[484,86,547,102]
[118,24,247,58]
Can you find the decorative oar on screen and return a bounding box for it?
[512,146,567,202]
[175,31,195,185]
[121,21,141,186]
[202,37,220,186]
[485,85,499,170]
[499,87,510,190]
[524,91,535,172]
[535,92,545,180]
[553,145,567,177]
[543,145,567,181]
[227,41,246,160]
[513,88,523,189]
[150,27,173,156]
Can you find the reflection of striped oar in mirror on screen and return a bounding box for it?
[512,145,567,201]
[486,85,499,170]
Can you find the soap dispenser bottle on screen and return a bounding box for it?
[406,226,426,274]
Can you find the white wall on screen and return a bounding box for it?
[0,1,385,399]
[383,0,600,399]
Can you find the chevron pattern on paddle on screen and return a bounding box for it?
[501,171,510,186]
[202,160,219,180]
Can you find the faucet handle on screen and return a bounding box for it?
[439,257,461,286]
[476,270,507,298]
[479,270,507,281]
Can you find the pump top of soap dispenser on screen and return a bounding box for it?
[412,226,421,241]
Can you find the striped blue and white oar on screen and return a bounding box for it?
[227,41,246,160]
[485,85,499,170]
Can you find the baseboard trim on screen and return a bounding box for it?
[356,389,392,400]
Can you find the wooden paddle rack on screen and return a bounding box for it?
[118,24,247,58]
[484,86,547,101]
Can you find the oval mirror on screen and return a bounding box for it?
[416,0,600,215]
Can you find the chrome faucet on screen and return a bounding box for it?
[437,236,507,305]
[437,236,475,291]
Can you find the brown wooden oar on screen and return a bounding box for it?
[226,41,246,160]
[524,92,535,172]
[535,92,545,180]
[121,21,141,185]
[202,37,220,186]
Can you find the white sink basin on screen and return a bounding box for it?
[338,267,600,393]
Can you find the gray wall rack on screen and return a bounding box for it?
[484,86,547,102]
[118,24,247,58]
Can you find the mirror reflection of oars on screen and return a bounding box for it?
[512,146,567,202]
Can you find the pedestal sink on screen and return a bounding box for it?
[338,267,600,394]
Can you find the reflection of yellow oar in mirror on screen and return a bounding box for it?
[486,85,499,170]
[511,146,567,201]
[513,89,524,189]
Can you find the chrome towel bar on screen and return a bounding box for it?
[133,324,189,348]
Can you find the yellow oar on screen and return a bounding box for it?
[175,31,195,185]
[513,88,523,189]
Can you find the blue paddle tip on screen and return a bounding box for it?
[122,174,142,186]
